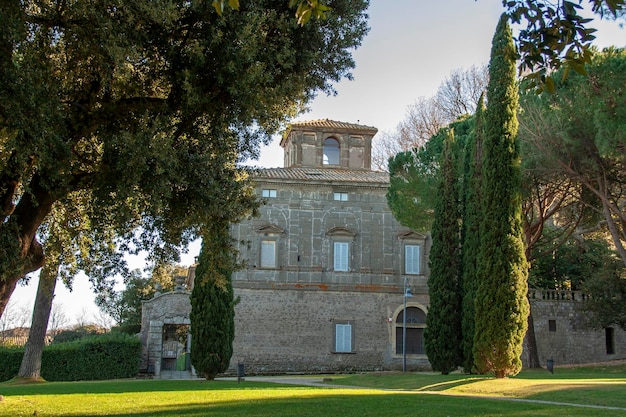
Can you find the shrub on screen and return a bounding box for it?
[52,325,107,344]
[41,333,141,381]
[111,324,142,336]
[0,346,24,381]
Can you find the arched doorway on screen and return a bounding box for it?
[395,306,426,355]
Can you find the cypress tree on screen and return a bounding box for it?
[424,129,463,374]
[190,219,237,380]
[460,94,485,373]
[473,15,529,378]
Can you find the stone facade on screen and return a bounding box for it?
[230,287,431,373]
[139,119,625,376]
[140,120,433,375]
[225,120,432,373]
[524,290,626,367]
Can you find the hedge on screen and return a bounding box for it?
[0,333,141,382]
[0,346,24,381]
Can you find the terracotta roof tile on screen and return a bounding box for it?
[254,167,389,185]
[287,119,378,133]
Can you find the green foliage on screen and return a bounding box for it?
[424,130,463,374]
[211,0,332,26]
[529,234,613,290]
[0,346,23,382]
[518,47,626,265]
[530,232,626,330]
[52,325,107,344]
[96,265,179,328]
[386,116,474,233]
[190,220,237,380]
[583,261,626,330]
[0,0,370,314]
[386,151,438,233]
[504,0,625,92]
[42,333,141,381]
[473,15,529,378]
[0,334,141,382]
[460,94,485,374]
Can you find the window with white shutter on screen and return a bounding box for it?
[260,240,276,268]
[405,244,420,275]
[335,323,352,353]
[334,241,349,271]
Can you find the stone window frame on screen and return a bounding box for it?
[326,227,356,272]
[397,231,427,276]
[255,225,285,270]
[404,244,420,275]
[260,239,277,268]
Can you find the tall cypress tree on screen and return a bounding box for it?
[473,15,529,378]
[190,219,237,380]
[424,129,463,374]
[460,94,485,373]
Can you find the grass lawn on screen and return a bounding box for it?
[1,364,625,416]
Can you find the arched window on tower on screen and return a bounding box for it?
[323,138,340,165]
[395,306,426,355]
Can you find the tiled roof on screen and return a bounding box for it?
[254,167,389,185]
[287,119,378,133]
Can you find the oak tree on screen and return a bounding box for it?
[0,0,369,317]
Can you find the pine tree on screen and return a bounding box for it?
[460,94,485,373]
[190,219,237,380]
[473,15,530,378]
[424,129,463,374]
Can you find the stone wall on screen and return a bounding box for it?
[228,286,430,374]
[523,290,626,367]
[139,291,192,376]
[140,286,626,376]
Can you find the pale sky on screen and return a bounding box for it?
[9,1,625,327]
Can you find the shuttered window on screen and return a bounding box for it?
[334,242,349,271]
[335,323,352,353]
[405,245,420,275]
[260,240,276,268]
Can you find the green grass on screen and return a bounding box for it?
[0,365,625,417]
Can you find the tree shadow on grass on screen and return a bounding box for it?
[22,391,600,417]
[2,380,621,416]
[414,377,489,392]
[0,379,282,395]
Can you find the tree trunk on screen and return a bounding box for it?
[602,199,626,267]
[17,260,59,380]
[525,309,541,368]
[0,173,56,318]
[0,239,44,318]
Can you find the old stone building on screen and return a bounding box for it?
[139,119,624,377]
[226,119,432,373]
[141,119,432,376]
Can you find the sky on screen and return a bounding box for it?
[8,1,626,327]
